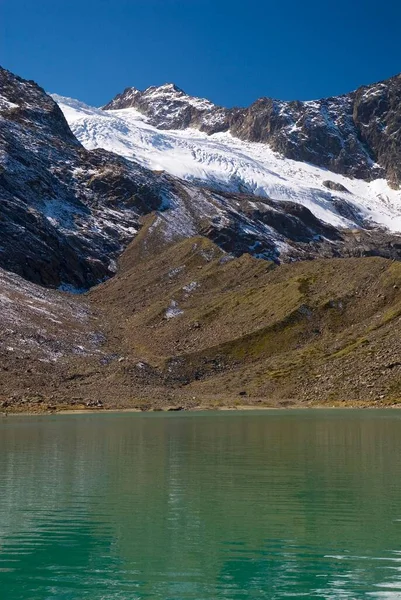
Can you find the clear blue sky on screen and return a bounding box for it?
[1,0,400,108]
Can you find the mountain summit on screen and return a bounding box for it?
[104,75,401,187]
[55,76,401,240]
[104,82,221,130]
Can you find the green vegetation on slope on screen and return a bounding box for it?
[88,233,401,407]
[3,228,401,411]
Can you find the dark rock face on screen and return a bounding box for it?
[0,67,166,288]
[196,189,401,264]
[227,95,381,182]
[323,180,350,193]
[353,77,401,187]
[103,83,234,134]
[104,74,401,187]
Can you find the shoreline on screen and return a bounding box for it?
[2,402,401,417]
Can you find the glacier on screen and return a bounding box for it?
[53,94,401,233]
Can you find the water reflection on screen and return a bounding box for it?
[0,411,401,598]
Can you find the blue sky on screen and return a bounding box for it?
[1,0,400,107]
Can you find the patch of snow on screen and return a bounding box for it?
[168,266,185,279]
[41,198,85,230]
[183,281,199,293]
[165,300,184,319]
[0,95,18,111]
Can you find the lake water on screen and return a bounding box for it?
[1,410,401,599]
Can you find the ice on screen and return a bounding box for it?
[54,94,401,233]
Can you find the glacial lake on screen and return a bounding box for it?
[1,410,401,599]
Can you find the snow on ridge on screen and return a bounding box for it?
[0,94,18,111]
[54,95,401,234]
[51,94,106,120]
[0,267,95,361]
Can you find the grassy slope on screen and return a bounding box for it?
[3,222,401,411]
[88,227,401,408]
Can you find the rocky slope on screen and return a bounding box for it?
[104,75,401,187]
[3,231,401,412]
[0,67,166,288]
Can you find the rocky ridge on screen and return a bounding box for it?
[104,75,401,187]
[0,67,166,288]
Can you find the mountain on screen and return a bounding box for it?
[55,82,401,242]
[103,75,401,187]
[2,64,400,293]
[2,66,401,411]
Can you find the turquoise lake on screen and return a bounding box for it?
[1,409,401,599]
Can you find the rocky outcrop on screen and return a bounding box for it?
[104,74,401,187]
[323,181,350,193]
[353,76,401,187]
[0,67,166,288]
[103,83,234,134]
[195,189,401,264]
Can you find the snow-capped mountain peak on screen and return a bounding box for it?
[103,74,401,187]
[3,63,401,293]
[143,83,186,96]
[103,82,222,131]
[54,92,401,234]
[104,82,216,109]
